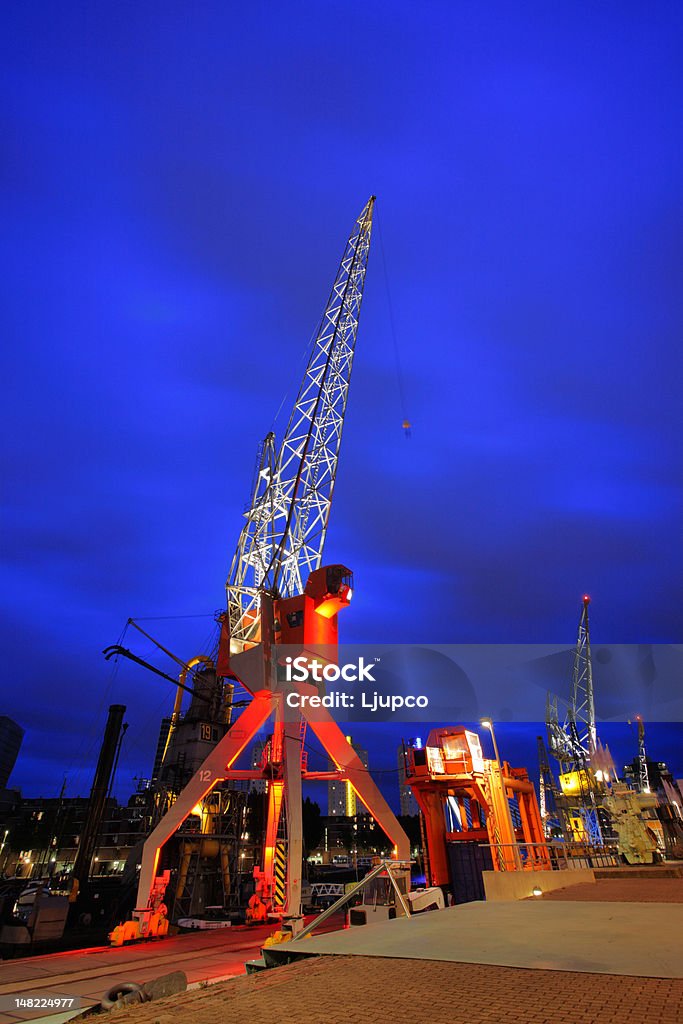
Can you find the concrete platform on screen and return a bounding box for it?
[284,900,683,978]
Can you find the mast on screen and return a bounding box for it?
[71,705,127,893]
[636,715,650,793]
[546,596,604,846]
[568,594,597,761]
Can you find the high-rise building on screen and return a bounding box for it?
[0,716,24,790]
[397,738,421,816]
[328,736,368,816]
[227,739,268,794]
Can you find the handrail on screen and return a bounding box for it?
[480,840,620,870]
[293,860,412,941]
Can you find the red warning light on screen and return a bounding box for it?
[582,594,591,603]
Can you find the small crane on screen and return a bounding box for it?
[546,595,604,846]
[635,715,651,793]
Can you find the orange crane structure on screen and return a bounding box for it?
[125,197,409,942]
[405,726,548,899]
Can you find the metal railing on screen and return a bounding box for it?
[293,860,412,940]
[482,840,620,871]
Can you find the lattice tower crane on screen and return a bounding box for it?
[636,715,651,793]
[546,596,603,846]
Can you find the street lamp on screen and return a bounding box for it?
[480,717,520,871]
[480,718,502,766]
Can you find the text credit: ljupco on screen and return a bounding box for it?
[282,655,429,713]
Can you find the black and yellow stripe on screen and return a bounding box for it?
[274,840,287,908]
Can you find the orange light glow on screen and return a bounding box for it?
[314,591,350,618]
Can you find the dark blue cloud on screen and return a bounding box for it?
[1,2,682,797]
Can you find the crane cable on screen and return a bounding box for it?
[375,207,411,438]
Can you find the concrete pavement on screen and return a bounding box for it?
[280,900,683,978]
[2,874,682,1024]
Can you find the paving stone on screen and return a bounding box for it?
[541,877,683,902]
[105,956,683,1024]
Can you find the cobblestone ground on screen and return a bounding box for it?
[106,955,683,1024]
[542,877,683,902]
[103,876,683,1023]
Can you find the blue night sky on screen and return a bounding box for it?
[1,3,682,805]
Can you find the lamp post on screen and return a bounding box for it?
[480,718,520,871]
[480,718,502,767]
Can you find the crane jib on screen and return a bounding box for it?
[226,198,375,655]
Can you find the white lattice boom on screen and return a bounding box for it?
[547,596,597,773]
[546,596,603,846]
[568,595,597,762]
[226,197,375,652]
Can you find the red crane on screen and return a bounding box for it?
[127,198,409,942]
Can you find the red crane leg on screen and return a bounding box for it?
[136,692,273,916]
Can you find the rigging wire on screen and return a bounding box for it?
[375,206,412,438]
[268,203,363,438]
[200,618,222,659]
[129,613,216,621]
[114,684,181,781]
[269,318,320,436]
[126,618,211,680]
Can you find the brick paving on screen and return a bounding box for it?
[106,955,683,1024]
[103,876,683,1023]
[4,876,680,1022]
[542,877,683,902]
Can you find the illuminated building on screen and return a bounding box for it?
[328,736,368,815]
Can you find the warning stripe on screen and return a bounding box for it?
[274,841,287,907]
